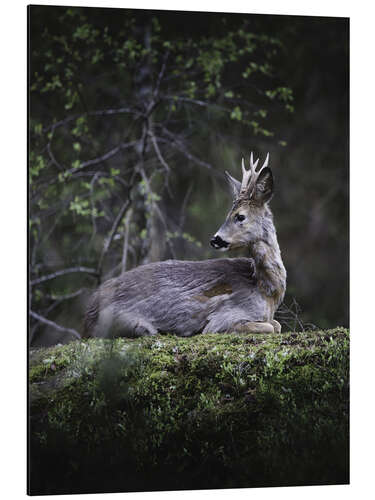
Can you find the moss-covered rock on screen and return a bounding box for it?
[29,328,349,495]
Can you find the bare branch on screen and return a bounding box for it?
[163,95,232,114]
[67,170,131,191]
[155,133,215,172]
[29,310,81,340]
[30,267,98,286]
[90,107,141,118]
[45,289,85,301]
[97,199,131,279]
[30,144,136,208]
[148,128,171,174]
[64,141,137,176]
[43,107,142,133]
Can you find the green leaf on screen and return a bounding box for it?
[92,49,103,64]
[34,123,43,135]
[254,109,267,118]
[230,106,242,121]
[73,24,91,41]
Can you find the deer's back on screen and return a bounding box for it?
[84,258,271,337]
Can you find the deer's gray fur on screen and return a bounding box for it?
[84,152,286,338]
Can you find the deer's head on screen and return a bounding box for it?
[210,152,274,251]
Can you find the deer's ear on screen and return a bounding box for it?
[253,167,274,204]
[225,171,241,198]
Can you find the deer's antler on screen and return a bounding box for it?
[240,152,269,197]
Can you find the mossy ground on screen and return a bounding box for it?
[29,328,349,495]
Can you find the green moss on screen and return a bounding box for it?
[29,328,349,495]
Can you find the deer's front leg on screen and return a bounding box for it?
[232,321,275,334]
[270,319,281,333]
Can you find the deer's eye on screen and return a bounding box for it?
[234,214,245,222]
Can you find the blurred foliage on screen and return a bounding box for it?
[28,6,348,345]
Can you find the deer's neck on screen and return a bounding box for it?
[249,217,286,307]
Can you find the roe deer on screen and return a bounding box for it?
[83,152,286,337]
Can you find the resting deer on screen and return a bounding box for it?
[83,152,286,338]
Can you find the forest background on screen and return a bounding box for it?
[28,6,349,345]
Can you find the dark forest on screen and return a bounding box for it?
[29,6,348,343]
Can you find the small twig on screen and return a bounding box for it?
[148,127,173,196]
[121,209,132,274]
[179,182,194,230]
[29,310,81,341]
[31,288,85,339]
[153,51,169,98]
[40,210,65,247]
[47,143,64,171]
[30,267,98,286]
[89,172,101,241]
[275,298,316,332]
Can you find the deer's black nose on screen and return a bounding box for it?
[210,235,229,249]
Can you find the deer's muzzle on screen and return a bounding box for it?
[210,235,229,250]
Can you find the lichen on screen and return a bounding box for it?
[29,327,349,495]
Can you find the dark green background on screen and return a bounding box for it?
[29,6,349,344]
